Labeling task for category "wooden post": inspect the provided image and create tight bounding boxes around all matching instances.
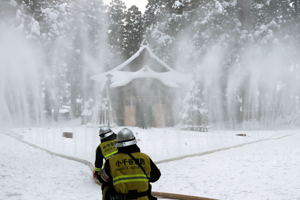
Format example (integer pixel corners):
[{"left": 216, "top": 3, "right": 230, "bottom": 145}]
[
  {"left": 152, "top": 104, "right": 167, "bottom": 127},
  {"left": 124, "top": 105, "right": 136, "bottom": 126}
]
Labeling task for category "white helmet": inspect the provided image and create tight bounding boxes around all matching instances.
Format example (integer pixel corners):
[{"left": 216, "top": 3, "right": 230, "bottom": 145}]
[
  {"left": 99, "top": 127, "right": 114, "bottom": 140},
  {"left": 115, "top": 128, "right": 137, "bottom": 147}
]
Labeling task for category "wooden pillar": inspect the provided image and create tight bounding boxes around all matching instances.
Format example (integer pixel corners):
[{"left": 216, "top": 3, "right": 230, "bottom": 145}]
[
  {"left": 124, "top": 105, "right": 136, "bottom": 126},
  {"left": 152, "top": 104, "right": 167, "bottom": 127}
]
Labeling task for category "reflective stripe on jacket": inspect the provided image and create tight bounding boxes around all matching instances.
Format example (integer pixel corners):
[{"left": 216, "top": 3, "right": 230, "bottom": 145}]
[
  {"left": 108, "top": 152, "right": 151, "bottom": 199},
  {"left": 100, "top": 139, "right": 118, "bottom": 159}
]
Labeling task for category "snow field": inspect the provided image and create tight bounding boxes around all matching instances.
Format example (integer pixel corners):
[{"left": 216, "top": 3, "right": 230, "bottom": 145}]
[
  {"left": 3, "top": 127, "right": 300, "bottom": 199},
  {"left": 20, "top": 126, "right": 291, "bottom": 162},
  {"left": 0, "top": 133, "right": 100, "bottom": 200},
  {"left": 153, "top": 133, "right": 300, "bottom": 200}
]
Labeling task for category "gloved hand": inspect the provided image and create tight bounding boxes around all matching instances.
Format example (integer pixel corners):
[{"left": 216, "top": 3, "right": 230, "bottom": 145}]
[
  {"left": 93, "top": 170, "right": 98, "bottom": 178},
  {"left": 100, "top": 169, "right": 110, "bottom": 182},
  {"left": 93, "top": 170, "right": 102, "bottom": 185}
]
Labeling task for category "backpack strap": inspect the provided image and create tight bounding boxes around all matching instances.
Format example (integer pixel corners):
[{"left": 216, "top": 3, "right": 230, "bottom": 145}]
[{"left": 126, "top": 153, "right": 149, "bottom": 179}]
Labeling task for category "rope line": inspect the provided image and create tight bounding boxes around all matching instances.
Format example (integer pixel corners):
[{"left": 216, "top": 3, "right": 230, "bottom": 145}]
[{"left": 156, "top": 134, "right": 292, "bottom": 164}]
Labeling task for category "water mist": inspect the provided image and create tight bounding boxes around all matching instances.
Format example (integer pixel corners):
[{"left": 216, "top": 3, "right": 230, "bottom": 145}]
[{"left": 0, "top": 24, "right": 44, "bottom": 126}]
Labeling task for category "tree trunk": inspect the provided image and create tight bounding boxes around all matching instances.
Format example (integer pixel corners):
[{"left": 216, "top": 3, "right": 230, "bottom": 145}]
[{"left": 237, "top": 0, "right": 251, "bottom": 28}]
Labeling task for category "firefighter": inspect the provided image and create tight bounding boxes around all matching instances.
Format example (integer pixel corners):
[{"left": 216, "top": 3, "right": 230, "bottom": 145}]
[
  {"left": 100, "top": 128, "right": 161, "bottom": 200},
  {"left": 94, "top": 127, "right": 118, "bottom": 200}
]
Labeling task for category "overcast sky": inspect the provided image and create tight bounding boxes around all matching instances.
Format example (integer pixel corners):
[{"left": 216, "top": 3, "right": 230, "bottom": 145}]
[{"left": 103, "top": 0, "right": 148, "bottom": 12}]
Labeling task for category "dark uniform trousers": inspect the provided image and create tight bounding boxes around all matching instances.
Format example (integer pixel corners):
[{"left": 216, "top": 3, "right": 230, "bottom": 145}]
[{"left": 95, "top": 139, "right": 118, "bottom": 200}]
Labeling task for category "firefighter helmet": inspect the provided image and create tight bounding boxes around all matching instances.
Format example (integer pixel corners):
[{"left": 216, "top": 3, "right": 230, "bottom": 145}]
[
  {"left": 99, "top": 127, "right": 114, "bottom": 140},
  {"left": 115, "top": 128, "right": 137, "bottom": 147}
]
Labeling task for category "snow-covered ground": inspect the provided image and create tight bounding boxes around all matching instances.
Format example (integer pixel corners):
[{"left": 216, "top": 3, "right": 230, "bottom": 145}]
[
  {"left": 1, "top": 127, "right": 300, "bottom": 200},
  {"left": 154, "top": 133, "right": 300, "bottom": 200},
  {"left": 0, "top": 133, "right": 100, "bottom": 200}
]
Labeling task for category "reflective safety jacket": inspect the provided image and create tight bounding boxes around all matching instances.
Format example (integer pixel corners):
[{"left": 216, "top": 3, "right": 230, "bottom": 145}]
[
  {"left": 100, "top": 139, "right": 118, "bottom": 159},
  {"left": 94, "top": 137, "right": 117, "bottom": 174},
  {"left": 108, "top": 152, "right": 151, "bottom": 200}
]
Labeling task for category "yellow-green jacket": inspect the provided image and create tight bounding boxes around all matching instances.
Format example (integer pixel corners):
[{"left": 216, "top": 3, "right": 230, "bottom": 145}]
[{"left": 101, "top": 145, "right": 160, "bottom": 200}]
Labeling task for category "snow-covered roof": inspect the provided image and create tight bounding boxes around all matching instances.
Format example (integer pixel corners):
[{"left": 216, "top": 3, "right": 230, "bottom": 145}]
[{"left": 91, "top": 45, "right": 190, "bottom": 88}]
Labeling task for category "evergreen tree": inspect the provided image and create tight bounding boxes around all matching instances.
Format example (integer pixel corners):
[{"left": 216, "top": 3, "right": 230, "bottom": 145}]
[
  {"left": 237, "top": 0, "right": 251, "bottom": 28},
  {"left": 123, "top": 5, "right": 144, "bottom": 58},
  {"left": 143, "top": 0, "right": 166, "bottom": 28},
  {"left": 294, "top": 0, "right": 300, "bottom": 16},
  {"left": 145, "top": 0, "right": 191, "bottom": 64},
  {"left": 143, "top": 0, "right": 177, "bottom": 28},
  {"left": 0, "top": 0, "right": 18, "bottom": 20},
  {"left": 36, "top": 0, "right": 107, "bottom": 119},
  {"left": 180, "top": 81, "right": 208, "bottom": 131},
  {"left": 107, "top": 0, "right": 126, "bottom": 59},
  {"left": 63, "top": 0, "right": 106, "bottom": 118}
]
